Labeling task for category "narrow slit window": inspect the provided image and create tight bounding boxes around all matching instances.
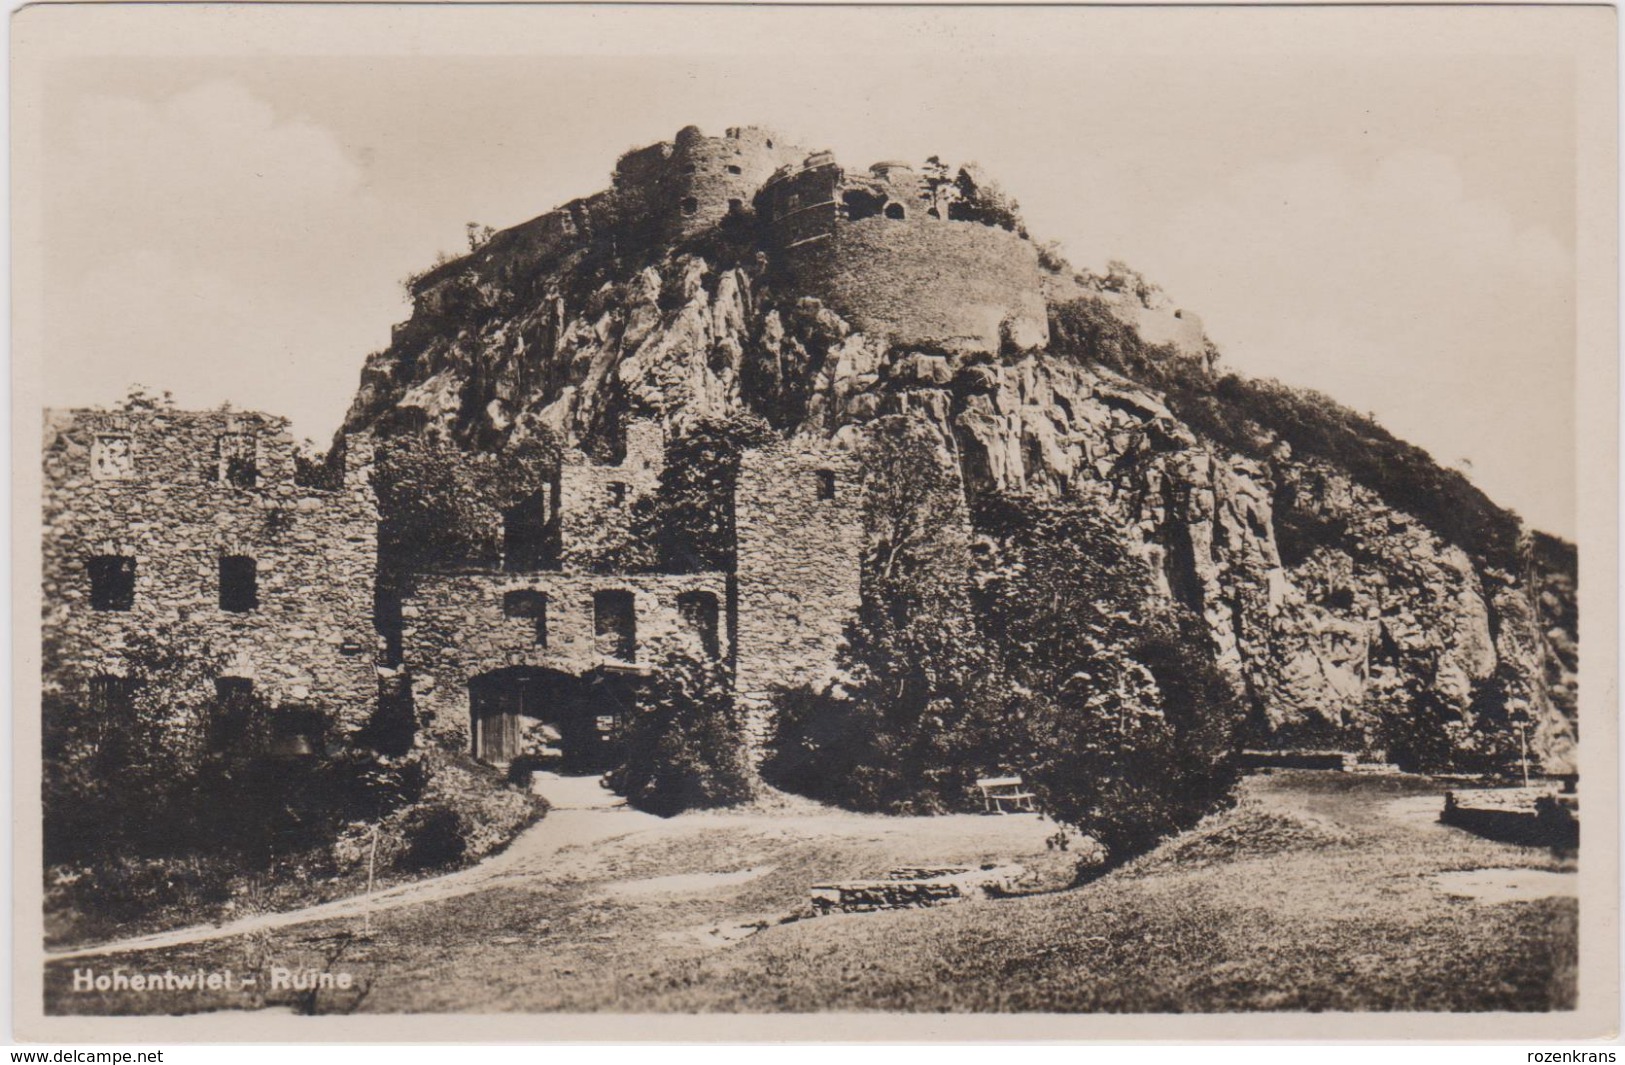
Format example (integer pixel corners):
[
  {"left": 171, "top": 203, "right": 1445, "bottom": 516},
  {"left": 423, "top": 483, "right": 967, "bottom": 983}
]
[
  {"left": 815, "top": 469, "right": 837, "bottom": 501},
  {"left": 607, "top": 481, "right": 628, "bottom": 506},
  {"left": 219, "top": 555, "right": 259, "bottom": 613},
  {"left": 88, "top": 555, "right": 136, "bottom": 611}
]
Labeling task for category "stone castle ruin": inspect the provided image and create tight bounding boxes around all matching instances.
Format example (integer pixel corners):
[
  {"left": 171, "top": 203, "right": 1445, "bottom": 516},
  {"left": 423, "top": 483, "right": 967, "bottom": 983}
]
[
  {"left": 43, "top": 398, "right": 861, "bottom": 776},
  {"left": 42, "top": 123, "right": 1577, "bottom": 790},
  {"left": 42, "top": 408, "right": 380, "bottom": 750}
]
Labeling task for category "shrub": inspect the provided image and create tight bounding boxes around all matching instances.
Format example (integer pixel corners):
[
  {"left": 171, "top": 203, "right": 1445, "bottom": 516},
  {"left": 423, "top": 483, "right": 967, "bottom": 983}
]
[
  {"left": 608, "top": 654, "right": 750, "bottom": 816},
  {"left": 972, "top": 495, "right": 1246, "bottom": 863},
  {"left": 399, "top": 807, "right": 468, "bottom": 871}
]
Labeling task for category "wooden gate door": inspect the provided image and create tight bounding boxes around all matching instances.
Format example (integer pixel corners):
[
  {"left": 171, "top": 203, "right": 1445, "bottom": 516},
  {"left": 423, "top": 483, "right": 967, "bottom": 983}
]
[{"left": 473, "top": 680, "right": 525, "bottom": 764}]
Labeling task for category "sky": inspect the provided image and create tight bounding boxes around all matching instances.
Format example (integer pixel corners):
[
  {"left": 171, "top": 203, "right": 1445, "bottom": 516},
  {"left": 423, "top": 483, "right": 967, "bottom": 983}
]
[{"left": 26, "top": 6, "right": 1588, "bottom": 538}]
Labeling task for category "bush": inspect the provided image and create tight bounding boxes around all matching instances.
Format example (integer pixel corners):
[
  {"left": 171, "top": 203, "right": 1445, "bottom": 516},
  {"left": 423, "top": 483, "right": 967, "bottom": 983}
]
[
  {"left": 608, "top": 654, "right": 750, "bottom": 816},
  {"left": 399, "top": 807, "right": 468, "bottom": 871},
  {"left": 972, "top": 495, "right": 1246, "bottom": 863}
]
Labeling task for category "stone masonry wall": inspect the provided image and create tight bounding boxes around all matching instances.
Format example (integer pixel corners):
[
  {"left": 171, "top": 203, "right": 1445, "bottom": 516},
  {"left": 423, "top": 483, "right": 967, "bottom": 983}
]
[
  {"left": 403, "top": 569, "right": 729, "bottom": 749},
  {"left": 774, "top": 214, "right": 1048, "bottom": 354},
  {"left": 41, "top": 408, "right": 379, "bottom": 734},
  {"left": 734, "top": 440, "right": 864, "bottom": 760},
  {"left": 668, "top": 126, "right": 804, "bottom": 240},
  {"left": 557, "top": 420, "right": 665, "bottom": 566}
]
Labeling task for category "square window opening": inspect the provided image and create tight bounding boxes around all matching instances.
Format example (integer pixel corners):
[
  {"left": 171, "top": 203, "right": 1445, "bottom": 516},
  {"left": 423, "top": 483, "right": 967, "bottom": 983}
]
[
  {"left": 216, "top": 433, "right": 259, "bottom": 490},
  {"left": 91, "top": 435, "right": 134, "bottom": 481}
]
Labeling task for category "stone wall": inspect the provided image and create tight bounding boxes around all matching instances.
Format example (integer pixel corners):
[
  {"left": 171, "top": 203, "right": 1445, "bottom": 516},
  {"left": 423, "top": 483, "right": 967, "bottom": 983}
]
[
  {"left": 41, "top": 408, "right": 379, "bottom": 734},
  {"left": 557, "top": 420, "right": 665, "bottom": 566},
  {"left": 779, "top": 215, "right": 1048, "bottom": 354},
  {"left": 758, "top": 151, "right": 1049, "bottom": 354},
  {"left": 667, "top": 126, "right": 804, "bottom": 240},
  {"left": 734, "top": 440, "right": 864, "bottom": 758},
  {"left": 402, "top": 569, "right": 729, "bottom": 748}
]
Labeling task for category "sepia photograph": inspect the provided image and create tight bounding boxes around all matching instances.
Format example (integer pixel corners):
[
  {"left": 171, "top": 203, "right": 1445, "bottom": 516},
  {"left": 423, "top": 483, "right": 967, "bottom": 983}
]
[{"left": 10, "top": 2, "right": 1618, "bottom": 1042}]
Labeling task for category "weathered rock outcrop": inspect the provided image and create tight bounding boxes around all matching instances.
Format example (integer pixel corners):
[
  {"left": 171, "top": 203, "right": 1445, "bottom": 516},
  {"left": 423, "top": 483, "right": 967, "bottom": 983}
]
[{"left": 342, "top": 127, "right": 1577, "bottom": 773}]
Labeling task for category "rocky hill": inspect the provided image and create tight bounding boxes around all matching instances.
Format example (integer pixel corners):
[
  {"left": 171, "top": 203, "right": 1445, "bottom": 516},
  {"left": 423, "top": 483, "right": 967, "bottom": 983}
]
[{"left": 341, "top": 125, "right": 1577, "bottom": 774}]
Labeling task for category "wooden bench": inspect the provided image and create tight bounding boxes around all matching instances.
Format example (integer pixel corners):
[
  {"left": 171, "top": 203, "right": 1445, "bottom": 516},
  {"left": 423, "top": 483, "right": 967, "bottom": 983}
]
[{"left": 976, "top": 775, "right": 1037, "bottom": 814}]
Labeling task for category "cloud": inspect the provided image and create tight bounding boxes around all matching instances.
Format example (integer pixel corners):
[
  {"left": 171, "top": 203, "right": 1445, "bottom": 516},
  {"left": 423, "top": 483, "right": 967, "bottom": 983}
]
[{"left": 1112, "top": 150, "right": 1576, "bottom": 537}]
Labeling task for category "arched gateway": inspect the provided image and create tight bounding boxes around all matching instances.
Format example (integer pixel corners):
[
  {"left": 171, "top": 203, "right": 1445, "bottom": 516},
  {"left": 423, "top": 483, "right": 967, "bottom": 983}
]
[{"left": 468, "top": 666, "right": 635, "bottom": 772}]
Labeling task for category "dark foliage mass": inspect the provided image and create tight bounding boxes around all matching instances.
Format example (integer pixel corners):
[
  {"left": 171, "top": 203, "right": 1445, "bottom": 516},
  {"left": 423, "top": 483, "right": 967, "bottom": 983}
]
[
  {"left": 607, "top": 654, "right": 751, "bottom": 817},
  {"left": 1049, "top": 296, "right": 1524, "bottom": 569},
  {"left": 972, "top": 495, "right": 1246, "bottom": 861},
  {"left": 766, "top": 417, "right": 1244, "bottom": 859}
]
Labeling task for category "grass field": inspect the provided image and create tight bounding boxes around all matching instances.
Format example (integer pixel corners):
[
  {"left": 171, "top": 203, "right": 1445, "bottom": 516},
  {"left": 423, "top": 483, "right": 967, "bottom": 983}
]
[{"left": 45, "top": 771, "right": 1576, "bottom": 1015}]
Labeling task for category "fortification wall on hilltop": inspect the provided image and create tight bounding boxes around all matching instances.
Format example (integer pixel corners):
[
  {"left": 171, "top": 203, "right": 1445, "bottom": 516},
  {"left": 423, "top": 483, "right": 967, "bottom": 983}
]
[
  {"left": 734, "top": 441, "right": 864, "bottom": 762},
  {"left": 760, "top": 156, "right": 1049, "bottom": 353},
  {"left": 785, "top": 216, "right": 1049, "bottom": 353},
  {"left": 666, "top": 126, "right": 804, "bottom": 240},
  {"left": 404, "top": 126, "right": 802, "bottom": 306},
  {"left": 41, "top": 409, "right": 380, "bottom": 733}
]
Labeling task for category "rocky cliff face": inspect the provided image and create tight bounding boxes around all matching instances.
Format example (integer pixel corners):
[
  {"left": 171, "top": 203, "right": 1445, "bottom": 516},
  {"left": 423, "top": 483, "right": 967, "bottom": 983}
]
[{"left": 343, "top": 146, "right": 1577, "bottom": 774}]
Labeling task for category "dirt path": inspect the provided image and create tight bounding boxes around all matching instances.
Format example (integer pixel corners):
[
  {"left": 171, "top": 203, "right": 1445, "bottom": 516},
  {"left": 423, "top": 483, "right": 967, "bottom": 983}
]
[{"left": 47, "top": 773, "right": 1055, "bottom": 963}]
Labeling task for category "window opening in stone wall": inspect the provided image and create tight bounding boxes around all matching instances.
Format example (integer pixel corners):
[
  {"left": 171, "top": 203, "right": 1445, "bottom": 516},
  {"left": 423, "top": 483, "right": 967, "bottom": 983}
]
[
  {"left": 607, "top": 481, "right": 628, "bottom": 506},
  {"left": 680, "top": 197, "right": 699, "bottom": 216},
  {"left": 219, "top": 555, "right": 259, "bottom": 613},
  {"left": 728, "top": 198, "right": 743, "bottom": 213},
  {"left": 216, "top": 433, "right": 259, "bottom": 490},
  {"left": 209, "top": 677, "right": 257, "bottom": 754},
  {"left": 594, "top": 590, "right": 637, "bottom": 663},
  {"left": 503, "top": 490, "right": 552, "bottom": 571},
  {"left": 727, "top": 165, "right": 742, "bottom": 175},
  {"left": 91, "top": 434, "right": 133, "bottom": 481},
  {"left": 677, "top": 590, "right": 721, "bottom": 659},
  {"left": 504, "top": 589, "right": 549, "bottom": 647},
  {"left": 815, "top": 469, "right": 837, "bottom": 501},
  {"left": 884, "top": 202, "right": 907, "bottom": 220},
  {"left": 88, "top": 555, "right": 136, "bottom": 611},
  {"left": 843, "top": 188, "right": 886, "bottom": 222}
]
